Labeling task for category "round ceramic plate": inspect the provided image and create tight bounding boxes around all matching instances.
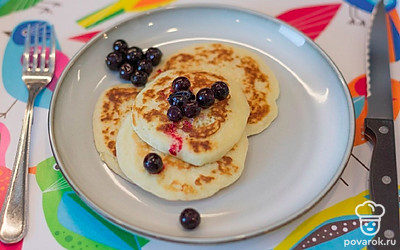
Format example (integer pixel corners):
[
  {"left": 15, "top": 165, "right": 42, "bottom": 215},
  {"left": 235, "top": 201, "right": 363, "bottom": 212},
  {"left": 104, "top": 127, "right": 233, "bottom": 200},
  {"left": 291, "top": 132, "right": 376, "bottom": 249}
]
[{"left": 49, "top": 5, "right": 355, "bottom": 244}]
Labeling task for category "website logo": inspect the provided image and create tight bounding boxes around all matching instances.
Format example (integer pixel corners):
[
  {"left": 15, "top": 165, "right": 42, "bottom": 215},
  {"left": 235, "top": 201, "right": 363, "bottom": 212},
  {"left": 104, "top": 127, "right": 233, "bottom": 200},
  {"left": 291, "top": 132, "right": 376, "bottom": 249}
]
[{"left": 355, "top": 201, "right": 385, "bottom": 236}]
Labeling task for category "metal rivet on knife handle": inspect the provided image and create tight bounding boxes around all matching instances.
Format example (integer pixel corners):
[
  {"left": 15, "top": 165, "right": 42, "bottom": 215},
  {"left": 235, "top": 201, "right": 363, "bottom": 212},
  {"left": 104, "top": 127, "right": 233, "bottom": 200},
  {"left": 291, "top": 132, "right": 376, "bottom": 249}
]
[
  {"left": 378, "top": 126, "right": 389, "bottom": 134},
  {"left": 381, "top": 176, "right": 391, "bottom": 184},
  {"left": 384, "top": 229, "right": 395, "bottom": 239}
]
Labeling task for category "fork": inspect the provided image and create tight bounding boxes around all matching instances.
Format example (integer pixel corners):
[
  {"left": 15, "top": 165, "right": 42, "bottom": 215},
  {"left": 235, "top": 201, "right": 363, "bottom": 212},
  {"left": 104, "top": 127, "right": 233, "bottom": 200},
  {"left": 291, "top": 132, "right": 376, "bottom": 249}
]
[{"left": 0, "top": 24, "right": 55, "bottom": 244}]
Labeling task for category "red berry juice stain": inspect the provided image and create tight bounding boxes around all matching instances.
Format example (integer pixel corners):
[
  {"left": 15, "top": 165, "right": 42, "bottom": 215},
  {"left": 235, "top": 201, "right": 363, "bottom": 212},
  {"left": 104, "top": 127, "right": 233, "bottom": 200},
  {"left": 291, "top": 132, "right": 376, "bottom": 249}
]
[
  {"left": 158, "top": 91, "right": 167, "bottom": 101},
  {"left": 153, "top": 69, "right": 165, "bottom": 79},
  {"left": 182, "top": 120, "right": 193, "bottom": 133},
  {"left": 164, "top": 123, "right": 183, "bottom": 156}
]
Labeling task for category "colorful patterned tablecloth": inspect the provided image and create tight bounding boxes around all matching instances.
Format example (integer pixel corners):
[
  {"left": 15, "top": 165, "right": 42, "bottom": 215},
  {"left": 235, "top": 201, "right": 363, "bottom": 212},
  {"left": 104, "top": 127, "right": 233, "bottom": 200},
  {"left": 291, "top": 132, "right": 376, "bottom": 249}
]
[{"left": 0, "top": 0, "right": 399, "bottom": 249}]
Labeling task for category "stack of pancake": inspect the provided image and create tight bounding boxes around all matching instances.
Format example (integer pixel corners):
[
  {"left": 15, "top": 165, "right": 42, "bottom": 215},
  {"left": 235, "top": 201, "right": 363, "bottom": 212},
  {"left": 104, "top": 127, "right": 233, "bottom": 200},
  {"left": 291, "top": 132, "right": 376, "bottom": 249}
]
[{"left": 93, "top": 43, "right": 279, "bottom": 201}]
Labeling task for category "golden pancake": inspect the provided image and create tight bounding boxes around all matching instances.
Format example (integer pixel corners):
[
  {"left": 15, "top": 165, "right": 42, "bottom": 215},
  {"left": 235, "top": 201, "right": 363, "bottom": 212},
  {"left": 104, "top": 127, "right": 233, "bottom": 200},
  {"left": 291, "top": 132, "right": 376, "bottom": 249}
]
[
  {"left": 131, "top": 70, "right": 250, "bottom": 166},
  {"left": 116, "top": 115, "right": 249, "bottom": 201},
  {"left": 93, "top": 84, "right": 140, "bottom": 178},
  {"left": 158, "top": 43, "right": 279, "bottom": 135}
]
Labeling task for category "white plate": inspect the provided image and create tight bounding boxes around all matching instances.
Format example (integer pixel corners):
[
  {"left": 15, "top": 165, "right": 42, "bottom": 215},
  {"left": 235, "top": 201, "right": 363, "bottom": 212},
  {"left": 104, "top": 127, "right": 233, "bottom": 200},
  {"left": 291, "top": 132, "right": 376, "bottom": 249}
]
[{"left": 49, "top": 4, "right": 355, "bottom": 244}]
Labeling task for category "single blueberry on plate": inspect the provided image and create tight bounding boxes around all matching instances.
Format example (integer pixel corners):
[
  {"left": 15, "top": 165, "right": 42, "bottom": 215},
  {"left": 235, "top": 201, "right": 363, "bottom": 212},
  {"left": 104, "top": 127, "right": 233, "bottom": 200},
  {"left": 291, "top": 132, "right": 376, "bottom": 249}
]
[
  {"left": 173, "top": 90, "right": 195, "bottom": 101},
  {"left": 126, "top": 46, "right": 144, "bottom": 65},
  {"left": 145, "top": 47, "right": 163, "bottom": 66},
  {"left": 143, "top": 153, "right": 163, "bottom": 174},
  {"left": 137, "top": 59, "right": 153, "bottom": 75},
  {"left": 168, "top": 93, "right": 188, "bottom": 109},
  {"left": 105, "top": 51, "right": 125, "bottom": 71},
  {"left": 172, "top": 76, "right": 191, "bottom": 92},
  {"left": 211, "top": 81, "right": 229, "bottom": 100},
  {"left": 180, "top": 208, "right": 201, "bottom": 230},
  {"left": 131, "top": 70, "right": 148, "bottom": 87},
  {"left": 113, "top": 39, "right": 128, "bottom": 53},
  {"left": 196, "top": 88, "right": 215, "bottom": 108},
  {"left": 183, "top": 101, "right": 201, "bottom": 118},
  {"left": 119, "top": 63, "right": 134, "bottom": 81},
  {"left": 167, "top": 106, "right": 183, "bottom": 122}
]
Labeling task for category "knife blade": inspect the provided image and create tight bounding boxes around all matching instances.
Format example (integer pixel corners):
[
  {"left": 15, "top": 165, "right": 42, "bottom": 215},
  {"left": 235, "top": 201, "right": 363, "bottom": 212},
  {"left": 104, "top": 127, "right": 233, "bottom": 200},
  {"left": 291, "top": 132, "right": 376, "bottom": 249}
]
[{"left": 365, "top": 0, "right": 400, "bottom": 248}]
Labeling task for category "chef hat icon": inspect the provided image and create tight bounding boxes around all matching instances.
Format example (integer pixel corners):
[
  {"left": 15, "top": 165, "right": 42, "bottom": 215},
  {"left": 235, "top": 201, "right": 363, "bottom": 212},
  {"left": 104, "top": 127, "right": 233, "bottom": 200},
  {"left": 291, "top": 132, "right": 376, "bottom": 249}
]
[
  {"left": 355, "top": 200, "right": 385, "bottom": 219},
  {"left": 355, "top": 201, "right": 385, "bottom": 236}
]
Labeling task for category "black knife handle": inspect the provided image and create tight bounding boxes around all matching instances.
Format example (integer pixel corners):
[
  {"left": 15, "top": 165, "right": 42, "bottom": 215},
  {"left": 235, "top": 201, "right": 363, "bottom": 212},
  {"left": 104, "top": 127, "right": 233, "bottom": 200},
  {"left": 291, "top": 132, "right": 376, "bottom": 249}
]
[{"left": 365, "top": 118, "right": 400, "bottom": 249}]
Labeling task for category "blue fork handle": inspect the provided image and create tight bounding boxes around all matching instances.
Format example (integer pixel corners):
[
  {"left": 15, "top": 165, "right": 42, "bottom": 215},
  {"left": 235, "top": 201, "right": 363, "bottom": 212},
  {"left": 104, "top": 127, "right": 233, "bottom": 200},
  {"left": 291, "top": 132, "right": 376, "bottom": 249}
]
[{"left": 0, "top": 87, "right": 41, "bottom": 244}]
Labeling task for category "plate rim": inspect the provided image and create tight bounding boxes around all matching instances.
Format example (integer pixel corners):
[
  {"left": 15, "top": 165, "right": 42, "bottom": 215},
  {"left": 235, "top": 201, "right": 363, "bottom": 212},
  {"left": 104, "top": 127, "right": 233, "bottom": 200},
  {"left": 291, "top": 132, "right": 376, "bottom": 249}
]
[{"left": 48, "top": 3, "right": 356, "bottom": 244}]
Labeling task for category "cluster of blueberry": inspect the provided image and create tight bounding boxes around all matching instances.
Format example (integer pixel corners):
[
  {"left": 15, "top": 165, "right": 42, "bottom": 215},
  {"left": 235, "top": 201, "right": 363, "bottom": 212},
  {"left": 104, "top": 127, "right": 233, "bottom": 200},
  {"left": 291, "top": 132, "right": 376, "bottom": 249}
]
[
  {"left": 105, "top": 39, "right": 162, "bottom": 86},
  {"left": 167, "top": 76, "right": 230, "bottom": 122}
]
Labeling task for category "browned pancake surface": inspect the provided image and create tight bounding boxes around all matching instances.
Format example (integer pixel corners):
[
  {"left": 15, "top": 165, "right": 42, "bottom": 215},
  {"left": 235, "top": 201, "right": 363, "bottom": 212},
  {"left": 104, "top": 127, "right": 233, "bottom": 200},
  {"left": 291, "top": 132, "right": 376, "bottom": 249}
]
[
  {"left": 158, "top": 43, "right": 279, "bottom": 135},
  {"left": 132, "top": 70, "right": 250, "bottom": 166},
  {"left": 93, "top": 84, "right": 140, "bottom": 177}
]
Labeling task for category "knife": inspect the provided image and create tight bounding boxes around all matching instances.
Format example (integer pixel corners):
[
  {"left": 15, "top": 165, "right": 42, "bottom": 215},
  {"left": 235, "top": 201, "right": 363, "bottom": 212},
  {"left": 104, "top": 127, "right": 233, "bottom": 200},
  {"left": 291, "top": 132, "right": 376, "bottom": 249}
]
[{"left": 365, "top": 0, "right": 400, "bottom": 248}]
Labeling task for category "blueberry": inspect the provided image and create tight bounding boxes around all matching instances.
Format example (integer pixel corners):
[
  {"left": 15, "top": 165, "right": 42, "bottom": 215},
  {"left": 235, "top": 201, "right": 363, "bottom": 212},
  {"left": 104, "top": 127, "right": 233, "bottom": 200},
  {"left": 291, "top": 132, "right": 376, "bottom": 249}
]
[
  {"left": 172, "top": 76, "right": 191, "bottom": 92},
  {"left": 196, "top": 88, "right": 215, "bottom": 108},
  {"left": 113, "top": 39, "right": 128, "bottom": 53},
  {"left": 126, "top": 46, "right": 144, "bottom": 65},
  {"left": 174, "top": 90, "right": 195, "bottom": 101},
  {"left": 167, "top": 106, "right": 183, "bottom": 122},
  {"left": 183, "top": 101, "right": 201, "bottom": 118},
  {"left": 137, "top": 59, "right": 153, "bottom": 75},
  {"left": 168, "top": 90, "right": 195, "bottom": 108},
  {"left": 119, "top": 63, "right": 134, "bottom": 80},
  {"left": 105, "top": 51, "right": 125, "bottom": 71},
  {"left": 145, "top": 47, "right": 162, "bottom": 66},
  {"left": 180, "top": 208, "right": 201, "bottom": 230},
  {"left": 211, "top": 81, "right": 229, "bottom": 100},
  {"left": 168, "top": 94, "right": 187, "bottom": 109},
  {"left": 130, "top": 70, "right": 148, "bottom": 87},
  {"left": 143, "top": 153, "right": 163, "bottom": 174}
]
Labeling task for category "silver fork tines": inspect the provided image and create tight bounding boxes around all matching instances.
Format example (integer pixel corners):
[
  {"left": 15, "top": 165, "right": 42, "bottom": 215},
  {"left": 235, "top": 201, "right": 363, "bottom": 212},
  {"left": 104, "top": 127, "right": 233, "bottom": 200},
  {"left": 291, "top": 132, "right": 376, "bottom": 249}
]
[
  {"left": 22, "top": 24, "right": 55, "bottom": 79},
  {"left": 0, "top": 23, "right": 55, "bottom": 244},
  {"left": 22, "top": 24, "right": 31, "bottom": 72}
]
